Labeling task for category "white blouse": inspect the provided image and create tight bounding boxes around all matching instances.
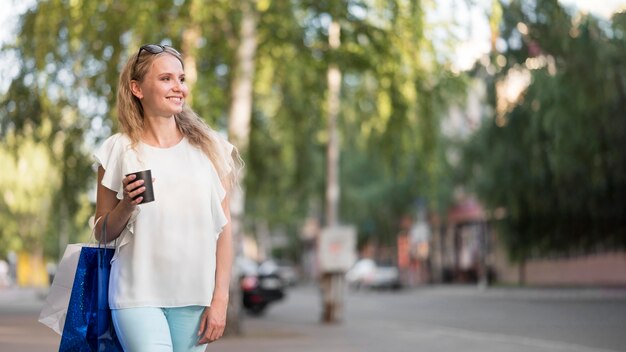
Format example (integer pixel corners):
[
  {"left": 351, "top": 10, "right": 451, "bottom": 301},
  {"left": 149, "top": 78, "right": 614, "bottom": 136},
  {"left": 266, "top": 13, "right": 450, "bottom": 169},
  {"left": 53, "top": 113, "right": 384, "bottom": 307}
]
[{"left": 93, "top": 133, "right": 232, "bottom": 309}]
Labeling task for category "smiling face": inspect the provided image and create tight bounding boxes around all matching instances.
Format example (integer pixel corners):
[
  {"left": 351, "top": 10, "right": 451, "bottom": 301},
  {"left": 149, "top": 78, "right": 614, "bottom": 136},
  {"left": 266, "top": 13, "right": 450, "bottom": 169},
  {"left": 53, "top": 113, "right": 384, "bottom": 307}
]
[{"left": 131, "top": 54, "right": 188, "bottom": 119}]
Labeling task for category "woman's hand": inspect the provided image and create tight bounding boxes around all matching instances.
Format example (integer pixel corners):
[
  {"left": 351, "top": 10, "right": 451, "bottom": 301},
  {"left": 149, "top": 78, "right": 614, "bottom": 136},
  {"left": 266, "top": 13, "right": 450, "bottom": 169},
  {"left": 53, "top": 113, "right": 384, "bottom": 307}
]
[
  {"left": 121, "top": 174, "right": 146, "bottom": 208},
  {"left": 197, "top": 300, "right": 228, "bottom": 344}
]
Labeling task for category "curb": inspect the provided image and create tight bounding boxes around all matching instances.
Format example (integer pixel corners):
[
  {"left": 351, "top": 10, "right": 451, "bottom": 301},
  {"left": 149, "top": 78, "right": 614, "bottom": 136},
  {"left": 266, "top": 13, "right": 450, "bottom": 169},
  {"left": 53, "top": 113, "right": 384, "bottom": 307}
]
[{"left": 414, "top": 285, "right": 626, "bottom": 300}]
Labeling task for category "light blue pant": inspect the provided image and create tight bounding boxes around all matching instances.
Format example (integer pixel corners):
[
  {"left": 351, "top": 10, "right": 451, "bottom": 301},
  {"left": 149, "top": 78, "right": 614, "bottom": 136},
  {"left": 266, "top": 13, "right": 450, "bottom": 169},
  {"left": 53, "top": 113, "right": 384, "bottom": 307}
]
[{"left": 111, "top": 306, "right": 207, "bottom": 352}]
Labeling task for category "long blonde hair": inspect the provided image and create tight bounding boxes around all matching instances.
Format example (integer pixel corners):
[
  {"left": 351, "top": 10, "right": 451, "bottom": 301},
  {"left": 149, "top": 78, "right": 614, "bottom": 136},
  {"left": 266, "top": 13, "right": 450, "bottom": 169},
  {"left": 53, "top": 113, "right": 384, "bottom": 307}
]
[{"left": 116, "top": 45, "right": 241, "bottom": 187}]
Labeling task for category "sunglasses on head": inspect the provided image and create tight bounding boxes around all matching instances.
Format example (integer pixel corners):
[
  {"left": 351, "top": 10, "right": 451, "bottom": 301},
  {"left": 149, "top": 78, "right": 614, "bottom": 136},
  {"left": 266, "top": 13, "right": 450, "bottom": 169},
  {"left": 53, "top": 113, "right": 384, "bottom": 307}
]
[{"left": 133, "top": 44, "right": 181, "bottom": 68}]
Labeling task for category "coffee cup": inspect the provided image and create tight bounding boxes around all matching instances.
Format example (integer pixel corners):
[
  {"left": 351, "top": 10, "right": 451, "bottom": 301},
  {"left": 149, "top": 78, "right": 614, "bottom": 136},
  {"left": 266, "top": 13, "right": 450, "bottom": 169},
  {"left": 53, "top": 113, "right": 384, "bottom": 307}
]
[{"left": 125, "top": 169, "right": 155, "bottom": 204}]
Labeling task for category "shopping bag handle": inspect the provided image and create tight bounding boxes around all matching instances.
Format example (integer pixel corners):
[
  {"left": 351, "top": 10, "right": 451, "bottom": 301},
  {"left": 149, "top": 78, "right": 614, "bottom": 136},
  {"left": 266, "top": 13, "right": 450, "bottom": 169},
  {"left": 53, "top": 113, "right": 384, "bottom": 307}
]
[
  {"left": 98, "top": 213, "right": 116, "bottom": 272},
  {"left": 101, "top": 213, "right": 109, "bottom": 246},
  {"left": 91, "top": 216, "right": 102, "bottom": 245},
  {"left": 98, "top": 213, "right": 116, "bottom": 249}
]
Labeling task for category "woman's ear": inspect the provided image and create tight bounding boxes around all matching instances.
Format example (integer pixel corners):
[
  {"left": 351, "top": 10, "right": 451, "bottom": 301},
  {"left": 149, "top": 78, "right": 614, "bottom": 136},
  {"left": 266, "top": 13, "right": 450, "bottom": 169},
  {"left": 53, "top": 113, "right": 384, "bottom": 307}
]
[{"left": 130, "top": 80, "right": 143, "bottom": 99}]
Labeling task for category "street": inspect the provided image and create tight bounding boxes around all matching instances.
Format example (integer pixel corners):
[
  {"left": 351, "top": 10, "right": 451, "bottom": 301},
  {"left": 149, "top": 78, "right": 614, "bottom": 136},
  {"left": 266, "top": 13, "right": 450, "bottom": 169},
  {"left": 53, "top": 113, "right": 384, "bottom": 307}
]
[{"left": 1, "top": 285, "right": 626, "bottom": 352}]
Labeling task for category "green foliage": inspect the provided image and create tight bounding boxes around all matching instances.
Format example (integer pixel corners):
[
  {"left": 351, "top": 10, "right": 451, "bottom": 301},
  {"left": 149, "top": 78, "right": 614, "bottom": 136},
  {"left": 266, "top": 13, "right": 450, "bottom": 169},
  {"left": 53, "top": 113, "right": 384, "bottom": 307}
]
[
  {"left": 1, "top": 0, "right": 466, "bottom": 259},
  {"left": 461, "top": 0, "right": 626, "bottom": 259},
  {"left": 0, "top": 134, "right": 57, "bottom": 242},
  {"left": 248, "top": 0, "right": 466, "bottom": 246},
  {"left": 1, "top": 0, "right": 239, "bottom": 259}
]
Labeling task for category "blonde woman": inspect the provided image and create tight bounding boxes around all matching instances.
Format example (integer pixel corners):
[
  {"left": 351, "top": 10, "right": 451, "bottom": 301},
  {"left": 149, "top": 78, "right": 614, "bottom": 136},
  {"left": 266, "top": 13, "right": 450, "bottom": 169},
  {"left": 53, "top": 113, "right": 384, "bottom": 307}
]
[{"left": 93, "top": 44, "right": 241, "bottom": 351}]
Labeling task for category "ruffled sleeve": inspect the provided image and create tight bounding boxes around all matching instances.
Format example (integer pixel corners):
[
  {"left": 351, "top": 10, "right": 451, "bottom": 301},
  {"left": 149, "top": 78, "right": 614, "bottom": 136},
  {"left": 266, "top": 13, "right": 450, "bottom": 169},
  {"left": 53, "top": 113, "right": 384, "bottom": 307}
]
[
  {"left": 209, "top": 131, "right": 236, "bottom": 183},
  {"left": 210, "top": 134, "right": 235, "bottom": 237},
  {"left": 93, "top": 133, "right": 127, "bottom": 200},
  {"left": 212, "top": 192, "right": 228, "bottom": 238},
  {"left": 212, "top": 170, "right": 229, "bottom": 238}
]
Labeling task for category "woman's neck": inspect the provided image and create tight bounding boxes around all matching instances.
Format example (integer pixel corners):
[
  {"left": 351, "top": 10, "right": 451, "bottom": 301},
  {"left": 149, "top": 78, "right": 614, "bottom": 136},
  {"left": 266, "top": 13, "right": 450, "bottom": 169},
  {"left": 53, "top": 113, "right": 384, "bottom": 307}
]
[{"left": 141, "top": 116, "right": 183, "bottom": 148}]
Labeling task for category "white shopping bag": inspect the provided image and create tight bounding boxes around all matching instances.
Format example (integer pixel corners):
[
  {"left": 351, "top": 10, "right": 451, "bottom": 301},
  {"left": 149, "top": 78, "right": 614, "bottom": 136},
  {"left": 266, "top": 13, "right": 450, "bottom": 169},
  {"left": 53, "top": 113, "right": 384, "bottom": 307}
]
[
  {"left": 38, "top": 214, "right": 127, "bottom": 335},
  {"left": 38, "top": 244, "right": 88, "bottom": 335}
]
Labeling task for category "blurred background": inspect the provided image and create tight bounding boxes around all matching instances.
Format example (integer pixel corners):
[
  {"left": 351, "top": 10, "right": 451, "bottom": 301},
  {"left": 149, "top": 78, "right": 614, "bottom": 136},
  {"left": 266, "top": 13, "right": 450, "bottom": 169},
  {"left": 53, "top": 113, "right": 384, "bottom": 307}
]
[{"left": 1, "top": 0, "right": 626, "bottom": 350}]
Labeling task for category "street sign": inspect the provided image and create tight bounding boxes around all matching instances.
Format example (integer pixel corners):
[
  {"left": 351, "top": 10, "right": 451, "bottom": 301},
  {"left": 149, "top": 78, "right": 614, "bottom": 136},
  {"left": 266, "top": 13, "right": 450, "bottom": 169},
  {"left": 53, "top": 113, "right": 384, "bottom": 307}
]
[{"left": 318, "top": 225, "right": 357, "bottom": 273}]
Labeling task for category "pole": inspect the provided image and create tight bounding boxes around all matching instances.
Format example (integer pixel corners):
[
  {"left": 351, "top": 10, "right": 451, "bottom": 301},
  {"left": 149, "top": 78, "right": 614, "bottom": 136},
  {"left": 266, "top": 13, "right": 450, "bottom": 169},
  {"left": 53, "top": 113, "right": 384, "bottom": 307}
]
[{"left": 321, "top": 18, "right": 344, "bottom": 324}]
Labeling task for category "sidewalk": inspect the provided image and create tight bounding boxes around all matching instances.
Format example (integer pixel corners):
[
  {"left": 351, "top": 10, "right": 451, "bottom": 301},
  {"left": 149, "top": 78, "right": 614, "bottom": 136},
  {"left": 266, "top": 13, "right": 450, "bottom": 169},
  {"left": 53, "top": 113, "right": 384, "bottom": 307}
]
[
  {"left": 208, "top": 284, "right": 626, "bottom": 352},
  {"left": 0, "top": 286, "right": 348, "bottom": 352},
  {"left": 0, "top": 286, "right": 46, "bottom": 313},
  {"left": 416, "top": 284, "right": 626, "bottom": 301},
  {"left": 2, "top": 284, "right": 626, "bottom": 352}
]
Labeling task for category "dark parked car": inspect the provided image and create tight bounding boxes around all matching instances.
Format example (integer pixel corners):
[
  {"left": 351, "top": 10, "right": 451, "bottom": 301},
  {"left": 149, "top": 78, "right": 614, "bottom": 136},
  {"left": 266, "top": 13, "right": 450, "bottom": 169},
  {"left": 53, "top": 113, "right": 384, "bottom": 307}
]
[{"left": 238, "top": 257, "right": 285, "bottom": 315}]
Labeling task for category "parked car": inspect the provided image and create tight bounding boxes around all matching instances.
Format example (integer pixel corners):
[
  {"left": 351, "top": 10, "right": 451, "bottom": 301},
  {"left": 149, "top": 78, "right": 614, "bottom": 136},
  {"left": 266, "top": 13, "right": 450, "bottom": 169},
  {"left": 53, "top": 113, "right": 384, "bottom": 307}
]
[
  {"left": 259, "top": 259, "right": 300, "bottom": 287},
  {"left": 345, "top": 258, "right": 402, "bottom": 290},
  {"left": 237, "top": 257, "right": 285, "bottom": 315}
]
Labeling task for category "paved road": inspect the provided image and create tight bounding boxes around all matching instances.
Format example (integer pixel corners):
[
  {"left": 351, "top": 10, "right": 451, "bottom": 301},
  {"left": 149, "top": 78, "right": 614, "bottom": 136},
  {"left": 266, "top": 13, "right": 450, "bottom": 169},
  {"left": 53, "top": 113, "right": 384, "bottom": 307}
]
[{"left": 1, "top": 285, "right": 626, "bottom": 351}]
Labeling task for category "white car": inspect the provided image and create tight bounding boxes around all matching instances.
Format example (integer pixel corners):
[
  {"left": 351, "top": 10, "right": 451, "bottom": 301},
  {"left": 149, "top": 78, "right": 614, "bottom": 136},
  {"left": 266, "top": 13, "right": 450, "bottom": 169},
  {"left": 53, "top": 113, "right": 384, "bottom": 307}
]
[
  {"left": 346, "top": 259, "right": 401, "bottom": 290},
  {"left": 258, "top": 259, "right": 299, "bottom": 286}
]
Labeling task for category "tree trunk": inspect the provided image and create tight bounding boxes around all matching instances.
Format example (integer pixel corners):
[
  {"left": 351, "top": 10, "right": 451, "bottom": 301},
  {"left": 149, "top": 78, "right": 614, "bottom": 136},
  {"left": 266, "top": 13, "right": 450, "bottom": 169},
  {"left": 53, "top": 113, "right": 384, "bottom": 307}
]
[
  {"left": 225, "top": 0, "right": 258, "bottom": 336},
  {"left": 325, "top": 21, "right": 341, "bottom": 228},
  {"left": 227, "top": 1, "right": 257, "bottom": 150},
  {"left": 181, "top": 3, "right": 201, "bottom": 106},
  {"left": 321, "top": 18, "right": 344, "bottom": 324}
]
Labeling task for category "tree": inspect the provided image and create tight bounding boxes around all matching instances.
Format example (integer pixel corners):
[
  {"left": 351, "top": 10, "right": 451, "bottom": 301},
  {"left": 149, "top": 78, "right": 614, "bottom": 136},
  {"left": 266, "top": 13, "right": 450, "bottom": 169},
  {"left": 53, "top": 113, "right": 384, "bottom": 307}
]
[
  {"left": 246, "top": 0, "right": 467, "bottom": 252},
  {"left": 460, "top": 0, "right": 626, "bottom": 260},
  {"left": 0, "top": 0, "right": 243, "bottom": 254},
  {"left": 2, "top": 1, "right": 469, "bottom": 296},
  {"left": 225, "top": 0, "right": 259, "bottom": 335},
  {"left": 0, "top": 133, "right": 60, "bottom": 257}
]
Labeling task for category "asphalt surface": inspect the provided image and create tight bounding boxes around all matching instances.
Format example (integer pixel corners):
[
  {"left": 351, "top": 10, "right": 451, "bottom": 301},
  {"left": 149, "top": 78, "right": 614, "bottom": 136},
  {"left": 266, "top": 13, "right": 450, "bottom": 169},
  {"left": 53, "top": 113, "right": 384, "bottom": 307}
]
[{"left": 1, "top": 284, "right": 626, "bottom": 352}]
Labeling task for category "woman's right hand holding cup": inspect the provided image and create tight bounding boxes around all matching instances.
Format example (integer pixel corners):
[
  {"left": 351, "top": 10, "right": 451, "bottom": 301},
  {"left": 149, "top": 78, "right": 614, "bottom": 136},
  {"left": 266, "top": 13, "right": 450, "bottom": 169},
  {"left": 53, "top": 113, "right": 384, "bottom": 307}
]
[{"left": 122, "top": 174, "right": 145, "bottom": 208}]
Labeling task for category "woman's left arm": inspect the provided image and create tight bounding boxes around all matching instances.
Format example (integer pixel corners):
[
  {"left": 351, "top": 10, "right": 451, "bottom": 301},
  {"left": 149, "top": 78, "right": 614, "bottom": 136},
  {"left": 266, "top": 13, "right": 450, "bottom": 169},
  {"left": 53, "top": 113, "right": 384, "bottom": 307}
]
[{"left": 198, "top": 186, "right": 233, "bottom": 344}]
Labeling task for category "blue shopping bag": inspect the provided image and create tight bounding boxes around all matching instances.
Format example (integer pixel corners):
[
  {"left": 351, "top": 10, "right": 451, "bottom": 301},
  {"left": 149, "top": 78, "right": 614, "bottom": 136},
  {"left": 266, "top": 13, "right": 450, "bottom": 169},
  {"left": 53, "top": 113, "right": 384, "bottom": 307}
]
[{"left": 59, "top": 215, "right": 123, "bottom": 351}]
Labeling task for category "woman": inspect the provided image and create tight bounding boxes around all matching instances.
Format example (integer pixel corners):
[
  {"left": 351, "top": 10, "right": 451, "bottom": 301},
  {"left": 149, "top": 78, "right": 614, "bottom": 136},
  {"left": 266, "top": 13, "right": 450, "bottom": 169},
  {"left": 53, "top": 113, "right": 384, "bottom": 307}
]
[{"left": 93, "top": 44, "right": 241, "bottom": 351}]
